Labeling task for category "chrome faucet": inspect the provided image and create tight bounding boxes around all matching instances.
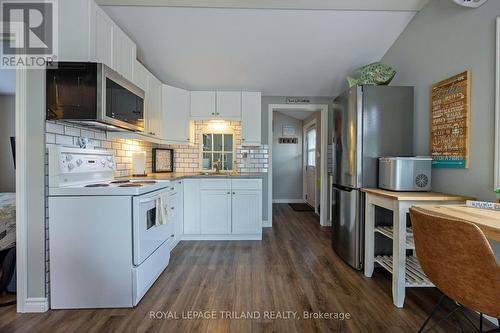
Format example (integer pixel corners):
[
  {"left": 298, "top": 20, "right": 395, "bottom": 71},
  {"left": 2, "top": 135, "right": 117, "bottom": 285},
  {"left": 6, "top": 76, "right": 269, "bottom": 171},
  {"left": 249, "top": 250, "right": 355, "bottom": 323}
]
[{"left": 214, "top": 160, "right": 222, "bottom": 174}]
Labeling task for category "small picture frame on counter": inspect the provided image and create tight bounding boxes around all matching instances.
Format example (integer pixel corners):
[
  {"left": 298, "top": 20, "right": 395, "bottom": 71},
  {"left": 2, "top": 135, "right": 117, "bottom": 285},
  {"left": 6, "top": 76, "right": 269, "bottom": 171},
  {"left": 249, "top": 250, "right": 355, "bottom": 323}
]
[{"left": 152, "top": 148, "right": 174, "bottom": 173}]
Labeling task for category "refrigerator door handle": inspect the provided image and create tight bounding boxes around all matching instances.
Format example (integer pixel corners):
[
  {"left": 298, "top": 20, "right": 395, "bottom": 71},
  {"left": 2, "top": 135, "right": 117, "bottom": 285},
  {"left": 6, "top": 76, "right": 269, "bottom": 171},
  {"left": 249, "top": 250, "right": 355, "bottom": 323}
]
[{"left": 332, "top": 184, "right": 355, "bottom": 192}]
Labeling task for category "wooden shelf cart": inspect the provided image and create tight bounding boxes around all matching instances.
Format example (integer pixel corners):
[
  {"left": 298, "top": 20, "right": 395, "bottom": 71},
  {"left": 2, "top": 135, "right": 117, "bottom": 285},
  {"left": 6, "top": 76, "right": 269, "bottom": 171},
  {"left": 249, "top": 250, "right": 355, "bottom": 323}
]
[{"left": 362, "top": 188, "right": 473, "bottom": 308}]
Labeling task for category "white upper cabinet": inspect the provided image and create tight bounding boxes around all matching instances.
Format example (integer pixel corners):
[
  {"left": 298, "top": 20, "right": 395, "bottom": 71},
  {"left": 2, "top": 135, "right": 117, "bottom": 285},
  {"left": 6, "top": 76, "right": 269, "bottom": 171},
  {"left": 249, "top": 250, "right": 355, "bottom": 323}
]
[
  {"left": 241, "top": 92, "right": 262, "bottom": 145},
  {"left": 133, "top": 61, "right": 149, "bottom": 92},
  {"left": 145, "top": 74, "right": 162, "bottom": 139},
  {"left": 190, "top": 91, "right": 243, "bottom": 120},
  {"left": 59, "top": 0, "right": 136, "bottom": 81},
  {"left": 162, "top": 85, "right": 191, "bottom": 143},
  {"left": 92, "top": 5, "right": 113, "bottom": 69},
  {"left": 190, "top": 91, "right": 216, "bottom": 119},
  {"left": 216, "top": 92, "right": 242, "bottom": 120},
  {"left": 112, "top": 27, "right": 136, "bottom": 82}
]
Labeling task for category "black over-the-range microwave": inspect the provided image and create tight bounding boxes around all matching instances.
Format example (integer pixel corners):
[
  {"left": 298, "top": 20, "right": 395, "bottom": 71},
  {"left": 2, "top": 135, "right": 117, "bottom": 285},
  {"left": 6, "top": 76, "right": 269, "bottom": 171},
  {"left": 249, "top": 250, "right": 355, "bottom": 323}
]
[{"left": 46, "top": 62, "right": 145, "bottom": 132}]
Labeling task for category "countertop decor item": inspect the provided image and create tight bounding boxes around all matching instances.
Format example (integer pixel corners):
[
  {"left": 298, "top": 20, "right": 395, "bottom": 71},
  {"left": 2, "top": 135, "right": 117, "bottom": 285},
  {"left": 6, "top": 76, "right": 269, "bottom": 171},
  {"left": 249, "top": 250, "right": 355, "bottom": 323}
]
[
  {"left": 347, "top": 62, "right": 396, "bottom": 88},
  {"left": 132, "top": 151, "right": 146, "bottom": 176},
  {"left": 431, "top": 71, "right": 470, "bottom": 169},
  {"left": 495, "top": 188, "right": 500, "bottom": 203},
  {"left": 152, "top": 148, "right": 174, "bottom": 173}
]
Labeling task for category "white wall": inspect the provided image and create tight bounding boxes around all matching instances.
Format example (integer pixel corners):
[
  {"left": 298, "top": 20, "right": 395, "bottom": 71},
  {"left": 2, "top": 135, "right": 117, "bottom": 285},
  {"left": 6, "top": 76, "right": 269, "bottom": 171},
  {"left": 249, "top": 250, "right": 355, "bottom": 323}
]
[
  {"left": 0, "top": 95, "right": 15, "bottom": 192},
  {"left": 272, "top": 112, "right": 303, "bottom": 201}
]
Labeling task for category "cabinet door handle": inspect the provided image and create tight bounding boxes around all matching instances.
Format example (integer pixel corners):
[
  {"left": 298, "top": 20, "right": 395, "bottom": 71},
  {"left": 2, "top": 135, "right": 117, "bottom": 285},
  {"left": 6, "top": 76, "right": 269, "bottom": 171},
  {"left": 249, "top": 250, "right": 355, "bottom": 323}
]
[
  {"left": 171, "top": 207, "right": 175, "bottom": 210},
  {"left": 227, "top": 192, "right": 231, "bottom": 194},
  {"left": 232, "top": 192, "right": 236, "bottom": 195},
  {"left": 178, "top": 181, "right": 182, "bottom": 184},
  {"left": 211, "top": 112, "right": 215, "bottom": 115},
  {"left": 170, "top": 187, "right": 175, "bottom": 190}
]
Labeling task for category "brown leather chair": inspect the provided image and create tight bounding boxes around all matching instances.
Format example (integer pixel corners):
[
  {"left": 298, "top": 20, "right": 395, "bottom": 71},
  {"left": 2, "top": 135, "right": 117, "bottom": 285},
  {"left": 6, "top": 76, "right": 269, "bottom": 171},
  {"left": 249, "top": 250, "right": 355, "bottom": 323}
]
[{"left": 409, "top": 206, "right": 500, "bottom": 333}]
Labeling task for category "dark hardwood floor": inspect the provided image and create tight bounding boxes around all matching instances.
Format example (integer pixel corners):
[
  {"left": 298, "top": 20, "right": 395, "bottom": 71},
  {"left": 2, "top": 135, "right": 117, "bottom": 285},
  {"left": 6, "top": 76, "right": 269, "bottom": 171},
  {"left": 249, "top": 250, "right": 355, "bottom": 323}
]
[{"left": 0, "top": 204, "right": 490, "bottom": 332}]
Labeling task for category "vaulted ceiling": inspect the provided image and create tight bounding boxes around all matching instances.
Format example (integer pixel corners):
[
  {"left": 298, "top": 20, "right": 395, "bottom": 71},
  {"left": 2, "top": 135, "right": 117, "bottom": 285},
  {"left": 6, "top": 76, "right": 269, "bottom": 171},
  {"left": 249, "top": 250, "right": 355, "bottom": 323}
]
[{"left": 102, "top": 1, "right": 425, "bottom": 96}]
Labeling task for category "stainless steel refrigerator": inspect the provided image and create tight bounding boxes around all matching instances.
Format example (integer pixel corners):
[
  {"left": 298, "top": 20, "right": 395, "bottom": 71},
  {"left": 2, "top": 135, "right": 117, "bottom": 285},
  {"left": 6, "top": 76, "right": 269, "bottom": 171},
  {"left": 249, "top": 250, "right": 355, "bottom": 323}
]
[{"left": 331, "top": 85, "right": 414, "bottom": 270}]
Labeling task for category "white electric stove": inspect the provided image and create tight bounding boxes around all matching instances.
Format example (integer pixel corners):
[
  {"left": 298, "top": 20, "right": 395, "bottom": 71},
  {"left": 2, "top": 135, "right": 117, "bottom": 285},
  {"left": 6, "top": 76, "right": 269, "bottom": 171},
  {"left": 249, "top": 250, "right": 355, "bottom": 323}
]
[{"left": 48, "top": 146, "right": 175, "bottom": 309}]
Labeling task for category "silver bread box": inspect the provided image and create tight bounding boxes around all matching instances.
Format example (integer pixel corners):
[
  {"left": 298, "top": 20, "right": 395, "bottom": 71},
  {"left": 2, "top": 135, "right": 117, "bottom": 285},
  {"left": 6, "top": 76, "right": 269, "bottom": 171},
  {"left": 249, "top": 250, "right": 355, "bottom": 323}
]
[{"left": 378, "top": 157, "right": 432, "bottom": 191}]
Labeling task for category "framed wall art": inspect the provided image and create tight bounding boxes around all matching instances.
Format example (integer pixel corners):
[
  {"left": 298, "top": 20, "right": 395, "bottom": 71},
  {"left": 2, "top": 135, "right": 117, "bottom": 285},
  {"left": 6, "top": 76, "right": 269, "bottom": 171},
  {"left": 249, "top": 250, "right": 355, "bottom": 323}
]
[
  {"left": 430, "top": 70, "right": 470, "bottom": 169},
  {"left": 152, "top": 148, "right": 174, "bottom": 173}
]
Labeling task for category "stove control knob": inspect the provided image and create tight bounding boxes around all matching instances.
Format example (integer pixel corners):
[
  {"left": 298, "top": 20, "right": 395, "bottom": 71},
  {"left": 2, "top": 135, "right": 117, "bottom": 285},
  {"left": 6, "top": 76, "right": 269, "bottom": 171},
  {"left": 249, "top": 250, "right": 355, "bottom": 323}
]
[
  {"left": 106, "top": 156, "right": 113, "bottom": 162},
  {"left": 108, "top": 162, "right": 114, "bottom": 169},
  {"left": 65, "top": 154, "right": 73, "bottom": 162},
  {"left": 67, "top": 163, "right": 75, "bottom": 171},
  {"left": 100, "top": 159, "right": 106, "bottom": 166},
  {"left": 76, "top": 159, "right": 83, "bottom": 166}
]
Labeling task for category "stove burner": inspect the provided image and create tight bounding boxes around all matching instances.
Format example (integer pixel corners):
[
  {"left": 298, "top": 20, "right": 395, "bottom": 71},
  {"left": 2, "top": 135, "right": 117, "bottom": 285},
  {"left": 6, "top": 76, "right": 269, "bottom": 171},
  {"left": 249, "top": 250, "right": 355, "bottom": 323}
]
[
  {"left": 110, "top": 180, "right": 130, "bottom": 184},
  {"left": 85, "top": 184, "right": 110, "bottom": 188},
  {"left": 118, "top": 183, "right": 143, "bottom": 188}
]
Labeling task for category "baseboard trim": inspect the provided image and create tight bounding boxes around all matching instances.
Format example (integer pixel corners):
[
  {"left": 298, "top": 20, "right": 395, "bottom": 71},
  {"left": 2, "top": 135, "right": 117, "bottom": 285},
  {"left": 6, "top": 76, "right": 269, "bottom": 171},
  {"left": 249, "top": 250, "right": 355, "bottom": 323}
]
[
  {"left": 322, "top": 220, "right": 332, "bottom": 227},
  {"left": 181, "top": 234, "right": 262, "bottom": 241},
  {"left": 272, "top": 199, "right": 305, "bottom": 204},
  {"left": 23, "top": 297, "right": 49, "bottom": 313},
  {"left": 262, "top": 220, "right": 272, "bottom": 228}
]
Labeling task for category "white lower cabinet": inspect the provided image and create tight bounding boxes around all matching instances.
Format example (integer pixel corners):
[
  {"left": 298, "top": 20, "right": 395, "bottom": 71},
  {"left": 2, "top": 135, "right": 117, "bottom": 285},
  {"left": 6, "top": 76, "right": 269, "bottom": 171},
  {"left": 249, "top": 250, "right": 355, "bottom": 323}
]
[
  {"left": 181, "top": 178, "right": 262, "bottom": 239},
  {"left": 232, "top": 190, "right": 262, "bottom": 234},
  {"left": 200, "top": 189, "right": 232, "bottom": 234}
]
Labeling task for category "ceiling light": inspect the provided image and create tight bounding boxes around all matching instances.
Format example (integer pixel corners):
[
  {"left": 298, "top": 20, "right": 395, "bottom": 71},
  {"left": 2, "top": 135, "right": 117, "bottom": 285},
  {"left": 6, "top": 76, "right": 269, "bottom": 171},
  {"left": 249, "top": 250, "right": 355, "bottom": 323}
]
[{"left": 208, "top": 120, "right": 227, "bottom": 131}]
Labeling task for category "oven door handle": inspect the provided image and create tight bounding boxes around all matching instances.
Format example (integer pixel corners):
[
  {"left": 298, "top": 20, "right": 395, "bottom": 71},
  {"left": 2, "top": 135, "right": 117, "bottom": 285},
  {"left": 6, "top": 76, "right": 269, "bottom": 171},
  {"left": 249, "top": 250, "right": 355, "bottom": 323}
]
[{"left": 138, "top": 196, "right": 161, "bottom": 204}]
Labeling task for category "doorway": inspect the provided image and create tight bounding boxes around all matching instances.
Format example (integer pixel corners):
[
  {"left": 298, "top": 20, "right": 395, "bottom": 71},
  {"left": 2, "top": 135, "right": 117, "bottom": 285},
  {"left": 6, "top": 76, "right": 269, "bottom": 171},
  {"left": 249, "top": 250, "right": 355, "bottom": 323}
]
[{"left": 268, "top": 104, "right": 329, "bottom": 227}]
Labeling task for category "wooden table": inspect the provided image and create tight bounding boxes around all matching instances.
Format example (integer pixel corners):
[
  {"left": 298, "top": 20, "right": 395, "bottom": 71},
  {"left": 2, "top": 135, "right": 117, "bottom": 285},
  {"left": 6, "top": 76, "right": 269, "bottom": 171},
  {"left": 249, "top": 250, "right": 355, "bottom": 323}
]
[
  {"left": 361, "top": 188, "right": 474, "bottom": 308},
  {"left": 412, "top": 205, "right": 500, "bottom": 242}
]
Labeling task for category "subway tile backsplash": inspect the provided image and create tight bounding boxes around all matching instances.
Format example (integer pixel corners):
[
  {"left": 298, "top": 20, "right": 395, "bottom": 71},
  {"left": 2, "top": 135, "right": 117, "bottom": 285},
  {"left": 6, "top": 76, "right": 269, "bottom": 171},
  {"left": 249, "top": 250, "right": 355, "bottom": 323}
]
[{"left": 45, "top": 120, "right": 269, "bottom": 176}]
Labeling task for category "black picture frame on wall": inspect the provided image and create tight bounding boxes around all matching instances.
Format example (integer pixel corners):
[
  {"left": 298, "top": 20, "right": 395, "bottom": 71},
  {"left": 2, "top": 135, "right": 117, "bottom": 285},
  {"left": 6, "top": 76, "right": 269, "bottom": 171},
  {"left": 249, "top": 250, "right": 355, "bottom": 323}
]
[{"left": 152, "top": 148, "right": 174, "bottom": 173}]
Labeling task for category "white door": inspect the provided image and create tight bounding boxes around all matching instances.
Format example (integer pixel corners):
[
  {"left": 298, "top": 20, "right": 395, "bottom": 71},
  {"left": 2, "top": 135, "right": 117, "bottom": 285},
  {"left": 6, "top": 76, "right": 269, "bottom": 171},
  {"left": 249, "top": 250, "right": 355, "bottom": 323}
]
[
  {"left": 232, "top": 190, "right": 262, "bottom": 234},
  {"left": 305, "top": 126, "right": 317, "bottom": 209},
  {"left": 200, "top": 190, "right": 232, "bottom": 234}
]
